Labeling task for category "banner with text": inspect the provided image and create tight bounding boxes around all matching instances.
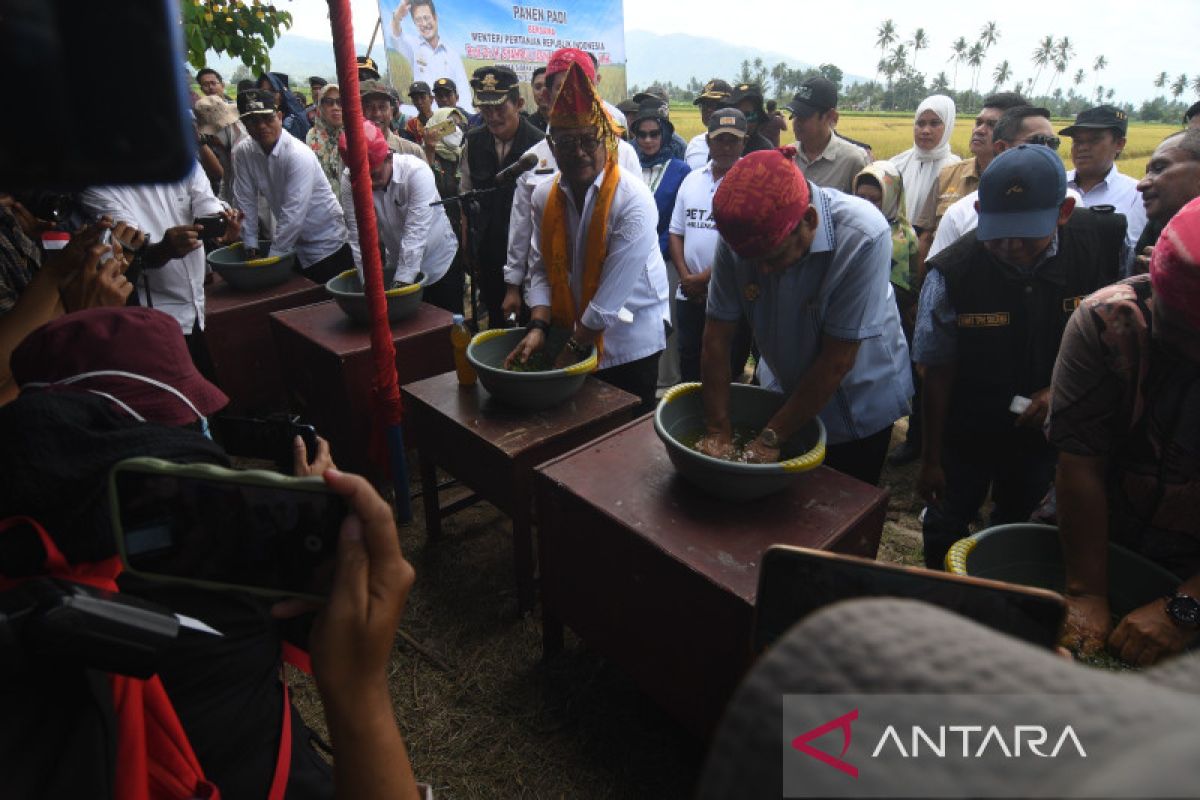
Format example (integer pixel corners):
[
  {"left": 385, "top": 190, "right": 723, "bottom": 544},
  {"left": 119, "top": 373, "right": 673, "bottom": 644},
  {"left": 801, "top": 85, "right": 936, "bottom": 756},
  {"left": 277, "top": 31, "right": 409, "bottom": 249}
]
[{"left": 375, "top": 0, "right": 626, "bottom": 107}]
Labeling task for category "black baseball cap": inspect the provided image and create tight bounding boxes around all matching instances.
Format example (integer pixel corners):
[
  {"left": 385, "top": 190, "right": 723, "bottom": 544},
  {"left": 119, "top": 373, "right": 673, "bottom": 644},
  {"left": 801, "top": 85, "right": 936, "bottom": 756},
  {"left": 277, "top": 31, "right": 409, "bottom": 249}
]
[
  {"left": 308, "top": 76, "right": 328, "bottom": 88},
  {"left": 787, "top": 77, "right": 837, "bottom": 116},
  {"left": 694, "top": 79, "right": 733, "bottom": 106},
  {"left": 356, "top": 56, "right": 381, "bottom": 80},
  {"left": 471, "top": 66, "right": 519, "bottom": 105},
  {"left": 730, "top": 82, "right": 763, "bottom": 105},
  {"left": 408, "top": 81, "right": 432, "bottom": 97},
  {"left": 1058, "top": 105, "right": 1128, "bottom": 137},
  {"left": 433, "top": 77, "right": 457, "bottom": 94},
  {"left": 359, "top": 79, "right": 393, "bottom": 100},
  {"left": 237, "top": 89, "right": 278, "bottom": 118},
  {"left": 633, "top": 85, "right": 668, "bottom": 106},
  {"left": 707, "top": 108, "right": 748, "bottom": 138}
]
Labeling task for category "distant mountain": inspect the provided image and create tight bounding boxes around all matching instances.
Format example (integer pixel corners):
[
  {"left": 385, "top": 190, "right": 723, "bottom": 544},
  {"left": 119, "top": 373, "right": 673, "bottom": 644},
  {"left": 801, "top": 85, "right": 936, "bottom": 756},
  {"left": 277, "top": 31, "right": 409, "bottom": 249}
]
[
  {"left": 200, "top": 29, "right": 869, "bottom": 94},
  {"left": 625, "top": 30, "right": 872, "bottom": 93}
]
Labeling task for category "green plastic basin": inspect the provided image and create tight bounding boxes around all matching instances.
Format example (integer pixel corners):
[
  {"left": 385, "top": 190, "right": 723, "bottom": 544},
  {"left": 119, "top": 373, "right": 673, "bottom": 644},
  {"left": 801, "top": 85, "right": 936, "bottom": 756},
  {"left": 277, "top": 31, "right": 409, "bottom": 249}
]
[
  {"left": 325, "top": 269, "right": 424, "bottom": 326},
  {"left": 946, "top": 523, "right": 1180, "bottom": 617},
  {"left": 207, "top": 241, "right": 295, "bottom": 291},
  {"left": 653, "top": 382, "right": 826, "bottom": 502},
  {"left": 466, "top": 327, "right": 596, "bottom": 411}
]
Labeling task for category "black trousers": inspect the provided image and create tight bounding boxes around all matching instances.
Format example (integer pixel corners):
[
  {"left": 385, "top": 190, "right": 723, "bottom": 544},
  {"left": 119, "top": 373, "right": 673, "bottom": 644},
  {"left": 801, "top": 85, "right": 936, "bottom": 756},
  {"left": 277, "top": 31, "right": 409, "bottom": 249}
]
[
  {"left": 301, "top": 242, "right": 354, "bottom": 285},
  {"left": 675, "top": 299, "right": 753, "bottom": 384},
  {"left": 422, "top": 258, "right": 465, "bottom": 316},
  {"left": 595, "top": 351, "right": 663, "bottom": 415},
  {"left": 921, "top": 429, "right": 1057, "bottom": 569},
  {"left": 824, "top": 423, "right": 894, "bottom": 487}
]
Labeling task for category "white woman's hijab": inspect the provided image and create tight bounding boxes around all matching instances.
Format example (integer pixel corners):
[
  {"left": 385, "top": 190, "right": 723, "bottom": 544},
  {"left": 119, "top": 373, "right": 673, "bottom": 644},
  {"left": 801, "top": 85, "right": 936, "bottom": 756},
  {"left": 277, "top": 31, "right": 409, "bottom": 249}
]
[{"left": 890, "top": 94, "right": 959, "bottom": 221}]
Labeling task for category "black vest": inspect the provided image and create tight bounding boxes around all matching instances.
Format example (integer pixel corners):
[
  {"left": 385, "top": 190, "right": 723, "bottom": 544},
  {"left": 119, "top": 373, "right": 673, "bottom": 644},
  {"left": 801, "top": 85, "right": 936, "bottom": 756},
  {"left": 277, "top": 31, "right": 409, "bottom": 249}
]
[
  {"left": 933, "top": 207, "right": 1126, "bottom": 435},
  {"left": 464, "top": 118, "right": 545, "bottom": 268}
]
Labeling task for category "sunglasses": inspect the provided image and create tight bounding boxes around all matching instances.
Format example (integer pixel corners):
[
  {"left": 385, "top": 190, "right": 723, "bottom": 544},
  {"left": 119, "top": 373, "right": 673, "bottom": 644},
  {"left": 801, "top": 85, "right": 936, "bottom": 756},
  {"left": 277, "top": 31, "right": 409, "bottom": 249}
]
[
  {"left": 635, "top": 129, "right": 662, "bottom": 140},
  {"left": 1024, "top": 134, "right": 1061, "bottom": 151},
  {"left": 319, "top": 97, "right": 341, "bottom": 107},
  {"left": 551, "top": 135, "right": 602, "bottom": 153}
]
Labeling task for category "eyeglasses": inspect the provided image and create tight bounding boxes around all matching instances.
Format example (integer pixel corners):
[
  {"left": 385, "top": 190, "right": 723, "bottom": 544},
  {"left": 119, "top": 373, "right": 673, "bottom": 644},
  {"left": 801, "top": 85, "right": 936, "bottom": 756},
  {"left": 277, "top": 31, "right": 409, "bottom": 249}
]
[
  {"left": 1024, "top": 134, "right": 1061, "bottom": 151},
  {"left": 320, "top": 97, "right": 341, "bottom": 107},
  {"left": 635, "top": 129, "right": 662, "bottom": 140},
  {"left": 551, "top": 135, "right": 601, "bottom": 153}
]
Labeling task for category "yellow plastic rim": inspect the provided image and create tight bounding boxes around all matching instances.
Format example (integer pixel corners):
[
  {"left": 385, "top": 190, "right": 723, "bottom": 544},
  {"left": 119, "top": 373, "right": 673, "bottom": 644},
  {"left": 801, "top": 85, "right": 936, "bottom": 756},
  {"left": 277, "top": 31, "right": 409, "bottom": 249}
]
[
  {"left": 660, "top": 382, "right": 702, "bottom": 404},
  {"left": 945, "top": 536, "right": 978, "bottom": 574},
  {"left": 469, "top": 328, "right": 511, "bottom": 346},
  {"left": 562, "top": 348, "right": 597, "bottom": 375},
  {"left": 780, "top": 439, "right": 826, "bottom": 473},
  {"left": 243, "top": 255, "right": 281, "bottom": 267},
  {"left": 469, "top": 328, "right": 597, "bottom": 374}
]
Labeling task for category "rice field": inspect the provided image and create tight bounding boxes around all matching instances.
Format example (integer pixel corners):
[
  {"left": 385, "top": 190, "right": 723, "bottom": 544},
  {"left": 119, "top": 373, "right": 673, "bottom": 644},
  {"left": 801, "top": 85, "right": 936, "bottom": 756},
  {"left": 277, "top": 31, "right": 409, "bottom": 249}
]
[{"left": 666, "top": 106, "right": 1184, "bottom": 179}]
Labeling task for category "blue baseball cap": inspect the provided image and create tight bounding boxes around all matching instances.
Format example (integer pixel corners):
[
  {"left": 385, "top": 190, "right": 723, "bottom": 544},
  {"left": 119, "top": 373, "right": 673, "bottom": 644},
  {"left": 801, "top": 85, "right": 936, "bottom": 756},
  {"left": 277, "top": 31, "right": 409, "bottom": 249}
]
[{"left": 976, "top": 144, "right": 1067, "bottom": 241}]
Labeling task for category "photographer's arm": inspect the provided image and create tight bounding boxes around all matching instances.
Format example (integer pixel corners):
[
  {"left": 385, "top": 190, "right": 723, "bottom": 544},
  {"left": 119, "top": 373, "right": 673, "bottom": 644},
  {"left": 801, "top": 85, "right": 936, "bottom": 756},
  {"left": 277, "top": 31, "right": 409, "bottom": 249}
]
[{"left": 312, "top": 469, "right": 419, "bottom": 800}]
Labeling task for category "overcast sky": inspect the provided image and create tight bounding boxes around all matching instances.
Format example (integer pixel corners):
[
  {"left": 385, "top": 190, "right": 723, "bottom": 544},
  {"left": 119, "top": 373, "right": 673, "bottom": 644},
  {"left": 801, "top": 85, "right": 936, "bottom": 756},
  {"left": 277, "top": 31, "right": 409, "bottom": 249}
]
[{"left": 287, "top": 0, "right": 1197, "bottom": 105}]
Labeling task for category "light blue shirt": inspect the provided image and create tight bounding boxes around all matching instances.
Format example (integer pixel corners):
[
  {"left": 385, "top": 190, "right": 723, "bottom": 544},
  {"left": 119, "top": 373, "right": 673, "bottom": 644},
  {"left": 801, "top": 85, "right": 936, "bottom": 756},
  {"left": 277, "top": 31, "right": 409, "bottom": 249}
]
[{"left": 707, "top": 185, "right": 913, "bottom": 444}]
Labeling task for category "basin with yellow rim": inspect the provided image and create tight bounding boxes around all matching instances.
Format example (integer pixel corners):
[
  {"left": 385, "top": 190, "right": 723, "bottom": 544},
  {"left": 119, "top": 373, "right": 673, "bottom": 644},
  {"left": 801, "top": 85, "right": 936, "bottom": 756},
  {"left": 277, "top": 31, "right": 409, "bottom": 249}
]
[
  {"left": 653, "top": 382, "right": 826, "bottom": 502},
  {"left": 466, "top": 327, "right": 597, "bottom": 410},
  {"left": 325, "top": 269, "right": 425, "bottom": 325},
  {"left": 207, "top": 241, "right": 295, "bottom": 291}
]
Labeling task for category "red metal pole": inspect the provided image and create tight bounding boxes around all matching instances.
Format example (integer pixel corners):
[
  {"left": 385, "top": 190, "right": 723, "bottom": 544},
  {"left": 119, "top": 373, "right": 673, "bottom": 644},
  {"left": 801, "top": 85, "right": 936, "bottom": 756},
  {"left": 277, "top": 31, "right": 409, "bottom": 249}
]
[{"left": 326, "top": 0, "right": 411, "bottom": 520}]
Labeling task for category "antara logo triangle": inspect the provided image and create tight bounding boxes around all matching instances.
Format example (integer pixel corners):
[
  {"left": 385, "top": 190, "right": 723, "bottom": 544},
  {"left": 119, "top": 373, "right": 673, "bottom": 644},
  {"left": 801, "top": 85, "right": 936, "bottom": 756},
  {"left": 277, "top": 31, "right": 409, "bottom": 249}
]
[{"left": 791, "top": 709, "right": 860, "bottom": 778}]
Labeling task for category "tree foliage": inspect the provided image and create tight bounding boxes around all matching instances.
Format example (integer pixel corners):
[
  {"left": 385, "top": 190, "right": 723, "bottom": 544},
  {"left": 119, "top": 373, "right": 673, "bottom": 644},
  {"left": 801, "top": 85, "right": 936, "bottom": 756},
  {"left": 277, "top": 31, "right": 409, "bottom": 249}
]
[{"left": 182, "top": 0, "right": 293, "bottom": 76}]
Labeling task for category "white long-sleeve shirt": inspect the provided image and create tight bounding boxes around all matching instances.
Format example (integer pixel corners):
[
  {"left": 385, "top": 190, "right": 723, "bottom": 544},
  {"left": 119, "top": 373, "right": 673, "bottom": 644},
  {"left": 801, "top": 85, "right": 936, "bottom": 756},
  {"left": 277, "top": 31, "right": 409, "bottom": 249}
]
[
  {"left": 504, "top": 137, "right": 640, "bottom": 288},
  {"left": 340, "top": 153, "right": 458, "bottom": 286},
  {"left": 231, "top": 131, "right": 347, "bottom": 269},
  {"left": 80, "top": 163, "right": 223, "bottom": 333},
  {"left": 526, "top": 166, "right": 670, "bottom": 369}
]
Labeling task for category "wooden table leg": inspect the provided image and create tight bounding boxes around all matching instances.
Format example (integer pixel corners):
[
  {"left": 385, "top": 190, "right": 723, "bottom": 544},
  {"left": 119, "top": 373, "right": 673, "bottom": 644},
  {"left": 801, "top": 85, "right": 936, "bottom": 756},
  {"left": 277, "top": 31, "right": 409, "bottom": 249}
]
[
  {"left": 419, "top": 448, "right": 442, "bottom": 539},
  {"left": 512, "top": 505, "right": 535, "bottom": 616}
]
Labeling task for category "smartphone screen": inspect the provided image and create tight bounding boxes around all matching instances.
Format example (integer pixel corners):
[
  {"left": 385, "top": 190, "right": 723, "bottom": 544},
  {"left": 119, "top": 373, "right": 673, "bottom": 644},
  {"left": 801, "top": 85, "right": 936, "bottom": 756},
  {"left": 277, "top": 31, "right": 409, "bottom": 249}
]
[
  {"left": 114, "top": 468, "right": 345, "bottom": 598},
  {"left": 754, "top": 546, "right": 1066, "bottom": 652}
]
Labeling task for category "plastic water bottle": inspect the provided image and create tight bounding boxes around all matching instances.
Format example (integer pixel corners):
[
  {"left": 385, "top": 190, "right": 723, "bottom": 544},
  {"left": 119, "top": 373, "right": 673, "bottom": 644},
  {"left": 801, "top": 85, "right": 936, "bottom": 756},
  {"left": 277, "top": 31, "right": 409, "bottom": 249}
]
[{"left": 450, "top": 314, "right": 476, "bottom": 386}]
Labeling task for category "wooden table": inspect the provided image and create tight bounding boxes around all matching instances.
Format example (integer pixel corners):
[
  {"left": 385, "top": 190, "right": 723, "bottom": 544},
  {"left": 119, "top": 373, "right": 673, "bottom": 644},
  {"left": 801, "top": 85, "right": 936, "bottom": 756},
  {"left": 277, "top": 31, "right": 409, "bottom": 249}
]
[
  {"left": 200, "top": 273, "right": 326, "bottom": 415},
  {"left": 402, "top": 373, "right": 640, "bottom": 614},
  {"left": 533, "top": 416, "right": 888, "bottom": 737},
  {"left": 269, "top": 301, "right": 454, "bottom": 481}
]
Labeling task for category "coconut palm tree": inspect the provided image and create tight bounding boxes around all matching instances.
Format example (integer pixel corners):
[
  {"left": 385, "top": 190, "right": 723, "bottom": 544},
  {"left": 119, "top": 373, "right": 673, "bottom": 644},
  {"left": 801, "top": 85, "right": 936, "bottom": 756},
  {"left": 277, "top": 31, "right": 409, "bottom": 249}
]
[
  {"left": 876, "top": 19, "right": 897, "bottom": 72},
  {"left": 1031, "top": 35, "right": 1055, "bottom": 96},
  {"left": 979, "top": 21, "right": 1000, "bottom": 51},
  {"left": 967, "top": 41, "right": 986, "bottom": 98},
  {"left": 931, "top": 71, "right": 951, "bottom": 94},
  {"left": 1090, "top": 54, "right": 1107, "bottom": 99},
  {"left": 1171, "top": 73, "right": 1188, "bottom": 100},
  {"left": 910, "top": 28, "right": 929, "bottom": 74},
  {"left": 1154, "top": 71, "right": 1169, "bottom": 90},
  {"left": 1074, "top": 68, "right": 1085, "bottom": 87},
  {"left": 1046, "top": 36, "right": 1074, "bottom": 97},
  {"left": 948, "top": 36, "right": 968, "bottom": 92},
  {"left": 992, "top": 60, "right": 1012, "bottom": 92},
  {"left": 1192, "top": 75, "right": 1200, "bottom": 97}
]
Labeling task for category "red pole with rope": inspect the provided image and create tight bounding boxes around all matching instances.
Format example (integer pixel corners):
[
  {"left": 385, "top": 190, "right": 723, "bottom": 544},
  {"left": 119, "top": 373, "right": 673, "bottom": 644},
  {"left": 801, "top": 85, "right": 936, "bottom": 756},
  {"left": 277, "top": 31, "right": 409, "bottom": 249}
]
[{"left": 326, "top": 0, "right": 412, "bottom": 520}]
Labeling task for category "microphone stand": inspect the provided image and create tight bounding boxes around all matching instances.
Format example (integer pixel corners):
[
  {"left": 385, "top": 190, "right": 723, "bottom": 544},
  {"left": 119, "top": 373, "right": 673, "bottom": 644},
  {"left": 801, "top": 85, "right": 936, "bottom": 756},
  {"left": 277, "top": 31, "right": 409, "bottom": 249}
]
[{"left": 430, "top": 187, "right": 501, "bottom": 330}]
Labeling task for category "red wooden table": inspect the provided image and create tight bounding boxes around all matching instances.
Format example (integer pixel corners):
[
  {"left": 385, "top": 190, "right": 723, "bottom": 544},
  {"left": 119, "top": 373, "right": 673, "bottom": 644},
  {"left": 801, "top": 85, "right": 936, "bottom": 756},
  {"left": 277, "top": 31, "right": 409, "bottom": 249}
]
[
  {"left": 269, "top": 300, "right": 454, "bottom": 481},
  {"left": 200, "top": 273, "right": 325, "bottom": 415},
  {"left": 402, "top": 372, "right": 640, "bottom": 613},
  {"left": 534, "top": 415, "right": 888, "bottom": 737}
]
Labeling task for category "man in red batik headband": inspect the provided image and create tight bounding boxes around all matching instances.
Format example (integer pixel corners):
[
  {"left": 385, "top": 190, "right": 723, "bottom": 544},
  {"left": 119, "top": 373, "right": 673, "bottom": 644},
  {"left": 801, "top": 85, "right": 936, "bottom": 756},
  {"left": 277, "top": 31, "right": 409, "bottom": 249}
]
[{"left": 698, "top": 147, "right": 912, "bottom": 486}]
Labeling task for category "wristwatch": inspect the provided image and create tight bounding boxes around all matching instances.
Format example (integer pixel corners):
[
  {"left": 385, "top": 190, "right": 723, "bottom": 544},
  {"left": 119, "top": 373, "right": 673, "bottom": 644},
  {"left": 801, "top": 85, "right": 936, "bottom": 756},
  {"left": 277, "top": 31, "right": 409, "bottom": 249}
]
[
  {"left": 526, "top": 319, "right": 550, "bottom": 335},
  {"left": 565, "top": 337, "right": 589, "bottom": 358},
  {"left": 1166, "top": 593, "right": 1200, "bottom": 628},
  {"left": 759, "top": 427, "right": 780, "bottom": 448}
]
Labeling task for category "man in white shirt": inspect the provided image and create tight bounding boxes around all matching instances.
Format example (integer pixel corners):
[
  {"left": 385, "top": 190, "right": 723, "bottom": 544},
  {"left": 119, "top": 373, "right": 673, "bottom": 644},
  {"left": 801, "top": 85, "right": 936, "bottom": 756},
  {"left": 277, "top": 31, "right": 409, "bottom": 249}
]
[
  {"left": 684, "top": 79, "right": 734, "bottom": 169},
  {"left": 505, "top": 62, "right": 669, "bottom": 412},
  {"left": 81, "top": 164, "right": 240, "bottom": 337},
  {"left": 232, "top": 89, "right": 351, "bottom": 284},
  {"left": 1060, "top": 106, "right": 1148, "bottom": 273},
  {"left": 668, "top": 108, "right": 751, "bottom": 382},
  {"left": 339, "top": 120, "right": 460, "bottom": 313},
  {"left": 390, "top": 0, "right": 473, "bottom": 113}
]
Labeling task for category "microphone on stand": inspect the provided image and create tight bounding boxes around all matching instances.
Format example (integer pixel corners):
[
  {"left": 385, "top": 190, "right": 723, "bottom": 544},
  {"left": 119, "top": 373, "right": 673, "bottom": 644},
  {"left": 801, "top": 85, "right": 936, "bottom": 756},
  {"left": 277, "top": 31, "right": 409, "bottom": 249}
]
[{"left": 494, "top": 151, "right": 539, "bottom": 185}]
